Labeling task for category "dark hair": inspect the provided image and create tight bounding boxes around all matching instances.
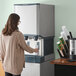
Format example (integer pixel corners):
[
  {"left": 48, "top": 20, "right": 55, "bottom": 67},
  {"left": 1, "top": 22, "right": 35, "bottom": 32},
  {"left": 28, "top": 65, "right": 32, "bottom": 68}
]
[{"left": 2, "top": 13, "right": 20, "bottom": 35}]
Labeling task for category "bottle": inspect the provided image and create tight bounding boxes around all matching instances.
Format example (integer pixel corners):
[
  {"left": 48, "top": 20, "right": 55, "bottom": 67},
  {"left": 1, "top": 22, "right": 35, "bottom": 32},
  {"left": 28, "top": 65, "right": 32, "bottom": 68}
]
[
  {"left": 62, "top": 26, "right": 70, "bottom": 37},
  {"left": 62, "top": 26, "right": 73, "bottom": 39},
  {"left": 59, "top": 36, "right": 69, "bottom": 54},
  {"left": 35, "top": 42, "right": 39, "bottom": 55},
  {"left": 57, "top": 41, "right": 64, "bottom": 57},
  {"left": 57, "top": 41, "right": 67, "bottom": 58},
  {"left": 60, "top": 31, "right": 68, "bottom": 40},
  {"left": 60, "top": 32, "right": 69, "bottom": 49}
]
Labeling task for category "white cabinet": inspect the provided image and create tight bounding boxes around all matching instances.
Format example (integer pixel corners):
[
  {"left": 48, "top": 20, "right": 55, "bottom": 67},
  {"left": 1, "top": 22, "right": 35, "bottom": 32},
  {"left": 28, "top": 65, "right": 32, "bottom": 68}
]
[
  {"left": 14, "top": 4, "right": 55, "bottom": 37},
  {"left": 21, "top": 61, "right": 54, "bottom": 76},
  {"left": 21, "top": 63, "right": 40, "bottom": 76}
]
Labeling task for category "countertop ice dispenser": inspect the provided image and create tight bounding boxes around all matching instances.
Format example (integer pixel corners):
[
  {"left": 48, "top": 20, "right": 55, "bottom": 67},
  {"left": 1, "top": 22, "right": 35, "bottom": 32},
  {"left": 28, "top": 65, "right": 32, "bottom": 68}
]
[{"left": 14, "top": 3, "right": 55, "bottom": 76}]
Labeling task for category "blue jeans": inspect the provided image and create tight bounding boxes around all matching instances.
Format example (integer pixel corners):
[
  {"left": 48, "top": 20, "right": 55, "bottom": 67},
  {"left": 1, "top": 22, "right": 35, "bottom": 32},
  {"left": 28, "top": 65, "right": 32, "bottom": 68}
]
[{"left": 5, "top": 72, "right": 21, "bottom": 76}]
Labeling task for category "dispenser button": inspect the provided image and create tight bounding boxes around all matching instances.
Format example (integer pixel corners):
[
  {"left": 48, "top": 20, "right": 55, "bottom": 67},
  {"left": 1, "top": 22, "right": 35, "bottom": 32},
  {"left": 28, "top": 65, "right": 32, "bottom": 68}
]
[
  {"left": 34, "top": 36, "right": 38, "bottom": 41},
  {"left": 24, "top": 36, "right": 28, "bottom": 40}
]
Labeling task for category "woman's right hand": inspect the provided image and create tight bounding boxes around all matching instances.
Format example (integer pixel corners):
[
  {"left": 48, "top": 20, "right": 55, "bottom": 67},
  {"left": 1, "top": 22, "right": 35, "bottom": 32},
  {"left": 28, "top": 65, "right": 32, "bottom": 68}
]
[{"left": 34, "top": 48, "right": 39, "bottom": 53}]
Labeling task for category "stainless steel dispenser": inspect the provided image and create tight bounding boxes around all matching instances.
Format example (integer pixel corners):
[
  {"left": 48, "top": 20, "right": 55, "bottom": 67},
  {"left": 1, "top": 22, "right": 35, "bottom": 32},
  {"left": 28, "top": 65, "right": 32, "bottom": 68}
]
[
  {"left": 69, "top": 38, "right": 76, "bottom": 61},
  {"left": 14, "top": 3, "right": 55, "bottom": 76}
]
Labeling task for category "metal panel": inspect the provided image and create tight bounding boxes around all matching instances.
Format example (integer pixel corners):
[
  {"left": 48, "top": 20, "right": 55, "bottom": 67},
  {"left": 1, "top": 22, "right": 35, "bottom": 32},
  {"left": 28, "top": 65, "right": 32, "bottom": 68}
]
[
  {"left": 14, "top": 5, "right": 37, "bottom": 35},
  {"left": 39, "top": 4, "right": 55, "bottom": 37},
  {"left": 21, "top": 62, "right": 40, "bottom": 76}
]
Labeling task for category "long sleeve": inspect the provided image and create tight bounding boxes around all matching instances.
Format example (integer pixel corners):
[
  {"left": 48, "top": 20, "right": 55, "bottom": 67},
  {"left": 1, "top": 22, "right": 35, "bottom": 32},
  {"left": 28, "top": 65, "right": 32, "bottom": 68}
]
[
  {"left": 17, "top": 32, "right": 34, "bottom": 53},
  {"left": 0, "top": 35, "right": 5, "bottom": 63},
  {"left": 0, "top": 35, "right": 1, "bottom": 60}
]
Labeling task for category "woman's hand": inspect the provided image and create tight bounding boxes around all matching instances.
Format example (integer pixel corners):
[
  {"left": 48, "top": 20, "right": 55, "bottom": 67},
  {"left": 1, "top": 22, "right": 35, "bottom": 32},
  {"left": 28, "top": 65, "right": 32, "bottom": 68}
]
[{"left": 34, "top": 48, "right": 39, "bottom": 53}]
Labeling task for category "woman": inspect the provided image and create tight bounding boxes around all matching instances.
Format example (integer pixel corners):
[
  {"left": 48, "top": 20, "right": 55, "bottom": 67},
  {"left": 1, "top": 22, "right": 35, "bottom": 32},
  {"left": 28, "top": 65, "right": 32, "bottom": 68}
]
[{"left": 0, "top": 13, "right": 38, "bottom": 76}]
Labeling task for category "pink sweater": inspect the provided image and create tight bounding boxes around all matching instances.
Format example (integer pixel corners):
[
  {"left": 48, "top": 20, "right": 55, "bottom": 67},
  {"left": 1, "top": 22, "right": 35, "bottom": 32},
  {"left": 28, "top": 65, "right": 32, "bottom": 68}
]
[{"left": 0, "top": 30, "right": 34, "bottom": 75}]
